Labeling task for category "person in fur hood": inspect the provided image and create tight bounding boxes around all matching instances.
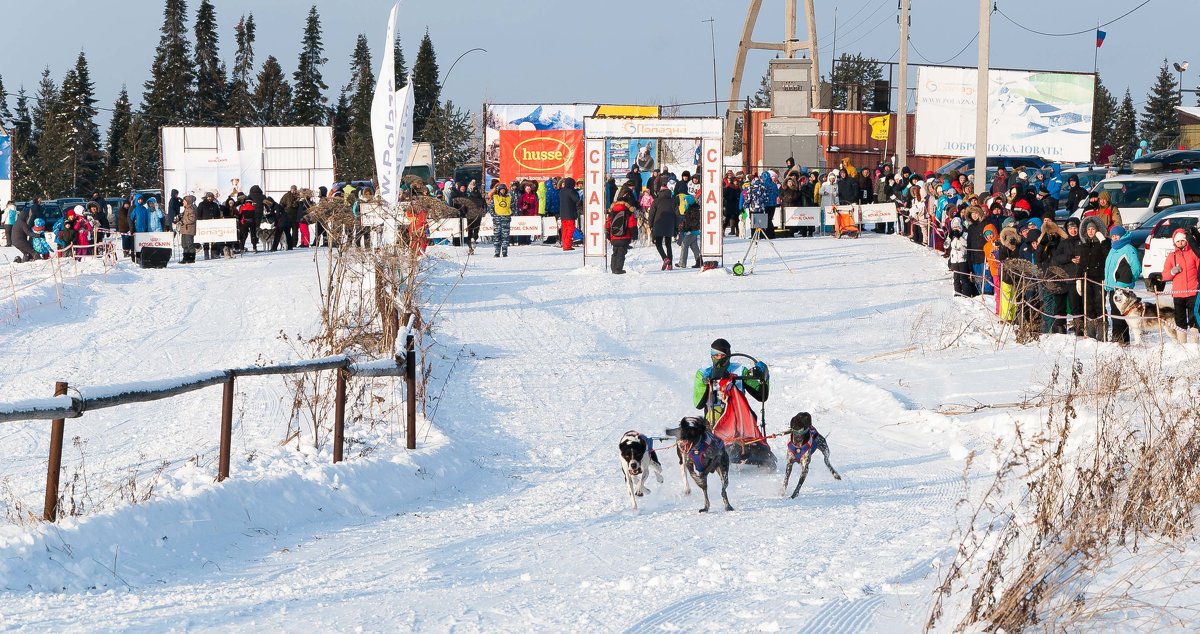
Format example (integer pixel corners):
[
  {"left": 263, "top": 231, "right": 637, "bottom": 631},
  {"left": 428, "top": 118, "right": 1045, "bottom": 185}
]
[
  {"left": 1079, "top": 216, "right": 1110, "bottom": 339},
  {"left": 1033, "top": 219, "right": 1066, "bottom": 332}
]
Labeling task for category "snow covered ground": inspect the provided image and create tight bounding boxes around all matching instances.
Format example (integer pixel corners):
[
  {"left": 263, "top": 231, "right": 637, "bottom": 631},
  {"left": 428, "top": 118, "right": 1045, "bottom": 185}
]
[{"left": 0, "top": 234, "right": 1158, "bottom": 631}]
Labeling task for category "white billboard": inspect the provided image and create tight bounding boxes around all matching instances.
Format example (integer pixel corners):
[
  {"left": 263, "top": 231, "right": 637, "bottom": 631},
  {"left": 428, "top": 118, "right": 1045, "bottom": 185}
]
[
  {"left": 914, "top": 66, "right": 1095, "bottom": 162},
  {"left": 162, "top": 126, "right": 335, "bottom": 200}
]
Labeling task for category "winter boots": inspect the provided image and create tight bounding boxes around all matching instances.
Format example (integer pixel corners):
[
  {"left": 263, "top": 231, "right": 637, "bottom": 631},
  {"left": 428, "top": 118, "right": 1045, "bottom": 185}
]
[{"left": 661, "top": 258, "right": 673, "bottom": 271}]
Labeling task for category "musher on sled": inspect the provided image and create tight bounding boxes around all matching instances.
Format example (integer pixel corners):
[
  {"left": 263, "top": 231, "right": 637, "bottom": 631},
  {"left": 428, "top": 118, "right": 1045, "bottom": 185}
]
[{"left": 692, "top": 338, "right": 777, "bottom": 469}]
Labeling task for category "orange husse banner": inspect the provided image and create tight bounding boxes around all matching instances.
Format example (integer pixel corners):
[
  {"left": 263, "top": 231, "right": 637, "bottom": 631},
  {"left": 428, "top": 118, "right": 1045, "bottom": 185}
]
[{"left": 499, "top": 129, "right": 584, "bottom": 183}]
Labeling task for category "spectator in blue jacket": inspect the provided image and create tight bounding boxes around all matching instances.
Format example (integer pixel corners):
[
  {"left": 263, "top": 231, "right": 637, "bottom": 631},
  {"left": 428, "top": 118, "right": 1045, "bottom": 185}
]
[
  {"left": 1104, "top": 225, "right": 1141, "bottom": 345},
  {"left": 130, "top": 196, "right": 152, "bottom": 232}
]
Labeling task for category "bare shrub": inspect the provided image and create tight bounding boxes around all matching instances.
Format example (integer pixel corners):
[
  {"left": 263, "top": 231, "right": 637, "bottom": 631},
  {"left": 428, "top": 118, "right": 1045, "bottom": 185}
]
[{"left": 928, "top": 353, "right": 1200, "bottom": 631}]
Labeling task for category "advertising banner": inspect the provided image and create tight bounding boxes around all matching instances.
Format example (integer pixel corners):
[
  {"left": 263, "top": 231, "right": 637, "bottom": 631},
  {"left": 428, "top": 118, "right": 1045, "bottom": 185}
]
[
  {"left": 498, "top": 129, "right": 584, "bottom": 183},
  {"left": 914, "top": 65, "right": 1095, "bottom": 162},
  {"left": 195, "top": 219, "right": 237, "bottom": 244},
  {"left": 858, "top": 203, "right": 898, "bottom": 224},
  {"left": 782, "top": 207, "right": 821, "bottom": 227},
  {"left": 583, "top": 138, "right": 606, "bottom": 259},
  {"left": 699, "top": 138, "right": 723, "bottom": 259},
  {"left": 584, "top": 117, "right": 723, "bottom": 140},
  {"left": 607, "top": 139, "right": 657, "bottom": 181},
  {"left": 485, "top": 104, "right": 595, "bottom": 184},
  {"left": 134, "top": 232, "right": 174, "bottom": 252},
  {"left": 370, "top": 2, "right": 401, "bottom": 205}
]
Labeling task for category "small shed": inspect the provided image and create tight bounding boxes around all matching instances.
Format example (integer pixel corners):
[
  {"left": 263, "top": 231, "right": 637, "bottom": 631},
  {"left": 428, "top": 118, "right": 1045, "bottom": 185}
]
[{"left": 1178, "top": 106, "right": 1200, "bottom": 149}]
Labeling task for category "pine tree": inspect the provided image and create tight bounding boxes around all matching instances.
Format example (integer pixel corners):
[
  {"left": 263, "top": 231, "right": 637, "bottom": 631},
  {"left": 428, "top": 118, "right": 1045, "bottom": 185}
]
[
  {"left": 253, "top": 56, "right": 293, "bottom": 126},
  {"left": 58, "top": 52, "right": 103, "bottom": 195},
  {"left": 336, "top": 34, "right": 376, "bottom": 181},
  {"left": 395, "top": 36, "right": 408, "bottom": 89},
  {"left": 749, "top": 72, "right": 771, "bottom": 109},
  {"left": 1139, "top": 59, "right": 1180, "bottom": 151},
  {"left": 411, "top": 29, "right": 440, "bottom": 139},
  {"left": 1091, "top": 76, "right": 1117, "bottom": 161},
  {"left": 0, "top": 74, "right": 12, "bottom": 124},
  {"left": 193, "top": 0, "right": 228, "bottom": 125},
  {"left": 226, "top": 14, "right": 257, "bottom": 125},
  {"left": 1112, "top": 89, "right": 1137, "bottom": 162},
  {"left": 143, "top": 0, "right": 195, "bottom": 126},
  {"left": 291, "top": 5, "right": 329, "bottom": 125},
  {"left": 102, "top": 87, "right": 133, "bottom": 192},
  {"left": 330, "top": 92, "right": 350, "bottom": 148},
  {"left": 32, "top": 68, "right": 72, "bottom": 197},
  {"left": 11, "top": 88, "right": 38, "bottom": 200},
  {"left": 346, "top": 34, "right": 375, "bottom": 136},
  {"left": 116, "top": 115, "right": 159, "bottom": 190},
  {"left": 830, "top": 53, "right": 883, "bottom": 110},
  {"left": 418, "top": 101, "right": 475, "bottom": 176}
]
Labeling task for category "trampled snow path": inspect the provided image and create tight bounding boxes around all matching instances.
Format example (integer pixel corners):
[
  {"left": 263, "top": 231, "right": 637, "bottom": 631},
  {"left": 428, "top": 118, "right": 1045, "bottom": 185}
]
[{"left": 0, "top": 235, "right": 1068, "bottom": 631}]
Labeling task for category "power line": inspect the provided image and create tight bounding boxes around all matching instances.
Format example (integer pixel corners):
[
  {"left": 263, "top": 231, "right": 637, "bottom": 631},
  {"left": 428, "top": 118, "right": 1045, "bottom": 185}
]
[
  {"left": 820, "top": 5, "right": 897, "bottom": 56},
  {"left": 994, "top": 0, "right": 1153, "bottom": 37},
  {"left": 909, "top": 31, "right": 980, "bottom": 66},
  {"left": 818, "top": 0, "right": 890, "bottom": 52}
]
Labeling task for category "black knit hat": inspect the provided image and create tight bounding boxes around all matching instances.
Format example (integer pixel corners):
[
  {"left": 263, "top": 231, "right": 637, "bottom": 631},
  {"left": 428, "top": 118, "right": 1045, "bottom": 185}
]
[{"left": 710, "top": 338, "right": 731, "bottom": 355}]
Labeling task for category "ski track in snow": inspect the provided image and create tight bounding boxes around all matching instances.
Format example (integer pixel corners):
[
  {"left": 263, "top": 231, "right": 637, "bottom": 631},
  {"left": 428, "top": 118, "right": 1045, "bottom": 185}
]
[{"left": 0, "top": 236, "right": 1079, "bottom": 631}]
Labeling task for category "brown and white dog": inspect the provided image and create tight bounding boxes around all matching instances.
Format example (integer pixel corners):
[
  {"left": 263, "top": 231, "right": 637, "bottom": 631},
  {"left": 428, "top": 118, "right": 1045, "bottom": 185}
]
[
  {"left": 781, "top": 412, "right": 841, "bottom": 499},
  {"left": 619, "top": 431, "right": 663, "bottom": 510},
  {"left": 1110, "top": 288, "right": 1180, "bottom": 344}
]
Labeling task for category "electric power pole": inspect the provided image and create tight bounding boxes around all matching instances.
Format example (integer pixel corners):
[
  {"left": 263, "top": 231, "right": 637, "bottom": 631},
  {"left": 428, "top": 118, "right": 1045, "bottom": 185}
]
[
  {"left": 975, "top": 0, "right": 990, "bottom": 188},
  {"left": 896, "top": 0, "right": 910, "bottom": 170}
]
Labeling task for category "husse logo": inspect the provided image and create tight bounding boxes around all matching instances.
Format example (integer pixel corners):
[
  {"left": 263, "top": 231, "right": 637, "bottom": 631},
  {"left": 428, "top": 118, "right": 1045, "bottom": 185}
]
[{"left": 512, "top": 137, "right": 573, "bottom": 172}]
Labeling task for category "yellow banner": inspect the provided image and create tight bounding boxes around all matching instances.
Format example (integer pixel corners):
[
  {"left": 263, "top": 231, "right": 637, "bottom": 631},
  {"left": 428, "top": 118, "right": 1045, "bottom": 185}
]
[
  {"left": 868, "top": 114, "right": 890, "bottom": 141},
  {"left": 594, "top": 104, "right": 661, "bottom": 118}
]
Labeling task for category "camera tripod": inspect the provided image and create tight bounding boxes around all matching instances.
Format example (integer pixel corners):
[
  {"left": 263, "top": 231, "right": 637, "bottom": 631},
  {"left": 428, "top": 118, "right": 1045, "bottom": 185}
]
[{"left": 733, "top": 226, "right": 794, "bottom": 275}]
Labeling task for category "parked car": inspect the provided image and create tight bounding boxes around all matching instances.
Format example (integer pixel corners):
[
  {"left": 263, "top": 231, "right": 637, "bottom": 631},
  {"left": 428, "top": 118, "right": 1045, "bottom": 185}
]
[
  {"left": 453, "top": 163, "right": 483, "bottom": 190},
  {"left": 935, "top": 155, "right": 1051, "bottom": 175},
  {"left": 1139, "top": 203, "right": 1200, "bottom": 292},
  {"left": 1074, "top": 171, "right": 1200, "bottom": 228},
  {"left": 1057, "top": 167, "right": 1119, "bottom": 210}
]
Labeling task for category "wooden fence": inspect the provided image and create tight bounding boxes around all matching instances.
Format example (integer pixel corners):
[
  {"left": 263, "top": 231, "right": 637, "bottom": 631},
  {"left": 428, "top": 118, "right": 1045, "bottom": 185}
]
[{"left": 0, "top": 316, "right": 419, "bottom": 522}]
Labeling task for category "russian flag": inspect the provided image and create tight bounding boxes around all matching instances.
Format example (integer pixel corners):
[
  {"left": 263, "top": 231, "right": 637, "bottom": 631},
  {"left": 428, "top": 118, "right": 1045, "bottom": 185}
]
[{"left": 1096, "top": 30, "right": 1106, "bottom": 48}]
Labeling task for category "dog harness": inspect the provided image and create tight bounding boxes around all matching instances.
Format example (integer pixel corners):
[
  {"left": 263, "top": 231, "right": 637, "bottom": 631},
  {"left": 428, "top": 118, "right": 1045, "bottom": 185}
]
[
  {"left": 787, "top": 429, "right": 817, "bottom": 461},
  {"left": 689, "top": 432, "right": 724, "bottom": 472}
]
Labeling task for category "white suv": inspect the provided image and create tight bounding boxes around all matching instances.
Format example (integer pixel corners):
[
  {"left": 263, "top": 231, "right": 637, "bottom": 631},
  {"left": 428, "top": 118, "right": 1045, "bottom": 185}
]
[
  {"left": 1141, "top": 206, "right": 1200, "bottom": 291},
  {"left": 1074, "top": 172, "right": 1200, "bottom": 228}
]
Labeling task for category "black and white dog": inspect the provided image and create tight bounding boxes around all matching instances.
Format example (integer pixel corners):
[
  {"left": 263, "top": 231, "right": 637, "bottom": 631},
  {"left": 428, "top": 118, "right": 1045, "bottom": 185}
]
[
  {"left": 1111, "top": 288, "right": 1180, "bottom": 344},
  {"left": 781, "top": 412, "right": 841, "bottom": 499},
  {"left": 665, "top": 416, "right": 733, "bottom": 513},
  {"left": 618, "top": 431, "right": 664, "bottom": 510}
]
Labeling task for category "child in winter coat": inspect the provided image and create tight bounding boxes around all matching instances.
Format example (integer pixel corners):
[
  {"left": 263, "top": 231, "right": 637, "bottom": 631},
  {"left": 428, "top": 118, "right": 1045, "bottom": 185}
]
[
  {"left": 1162, "top": 227, "right": 1200, "bottom": 337},
  {"left": 948, "top": 218, "right": 975, "bottom": 297},
  {"left": 676, "top": 201, "right": 702, "bottom": 269},
  {"left": 31, "top": 218, "right": 51, "bottom": 257}
]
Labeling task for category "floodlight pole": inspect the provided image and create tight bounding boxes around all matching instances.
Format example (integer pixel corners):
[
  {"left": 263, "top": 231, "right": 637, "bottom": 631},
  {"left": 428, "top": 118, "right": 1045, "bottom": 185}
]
[{"left": 974, "top": 0, "right": 990, "bottom": 188}]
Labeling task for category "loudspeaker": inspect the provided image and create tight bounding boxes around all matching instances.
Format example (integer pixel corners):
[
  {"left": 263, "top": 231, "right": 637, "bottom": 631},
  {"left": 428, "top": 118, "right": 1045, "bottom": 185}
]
[
  {"left": 140, "top": 246, "right": 171, "bottom": 269},
  {"left": 873, "top": 80, "right": 890, "bottom": 113}
]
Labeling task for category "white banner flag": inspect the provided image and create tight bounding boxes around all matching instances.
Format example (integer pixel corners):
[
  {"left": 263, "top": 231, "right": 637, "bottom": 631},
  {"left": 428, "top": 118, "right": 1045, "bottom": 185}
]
[
  {"left": 371, "top": 2, "right": 401, "bottom": 205},
  {"left": 394, "top": 82, "right": 414, "bottom": 188}
]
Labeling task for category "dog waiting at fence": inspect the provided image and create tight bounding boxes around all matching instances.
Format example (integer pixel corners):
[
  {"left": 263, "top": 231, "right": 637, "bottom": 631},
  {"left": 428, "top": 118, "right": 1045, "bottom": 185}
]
[
  {"left": 618, "top": 430, "right": 664, "bottom": 510},
  {"left": 1110, "top": 288, "right": 1179, "bottom": 344},
  {"left": 781, "top": 412, "right": 841, "bottom": 499},
  {"left": 665, "top": 416, "right": 733, "bottom": 513}
]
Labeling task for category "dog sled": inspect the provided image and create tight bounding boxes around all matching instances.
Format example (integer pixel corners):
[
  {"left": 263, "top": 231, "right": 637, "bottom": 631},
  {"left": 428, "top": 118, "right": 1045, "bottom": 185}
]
[
  {"left": 833, "top": 205, "right": 860, "bottom": 239},
  {"left": 704, "top": 353, "right": 779, "bottom": 472}
]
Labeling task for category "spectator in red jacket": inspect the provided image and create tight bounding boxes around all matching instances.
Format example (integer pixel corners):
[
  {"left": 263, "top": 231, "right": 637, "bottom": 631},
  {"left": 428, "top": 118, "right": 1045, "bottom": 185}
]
[
  {"left": 606, "top": 202, "right": 638, "bottom": 275},
  {"left": 1162, "top": 227, "right": 1200, "bottom": 337}
]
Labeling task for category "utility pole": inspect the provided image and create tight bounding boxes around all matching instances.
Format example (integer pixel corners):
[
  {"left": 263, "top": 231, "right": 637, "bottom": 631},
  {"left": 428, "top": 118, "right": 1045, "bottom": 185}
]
[
  {"left": 974, "top": 0, "right": 990, "bottom": 190},
  {"left": 826, "top": 5, "right": 838, "bottom": 157},
  {"left": 896, "top": 0, "right": 910, "bottom": 170},
  {"left": 704, "top": 18, "right": 719, "bottom": 117}
]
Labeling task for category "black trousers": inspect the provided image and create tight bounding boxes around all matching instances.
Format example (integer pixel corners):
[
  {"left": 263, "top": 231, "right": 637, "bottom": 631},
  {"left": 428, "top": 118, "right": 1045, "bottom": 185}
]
[
  {"left": 1173, "top": 296, "right": 1197, "bottom": 331},
  {"left": 1108, "top": 293, "right": 1129, "bottom": 344},
  {"left": 611, "top": 241, "right": 630, "bottom": 272},
  {"left": 272, "top": 226, "right": 295, "bottom": 251},
  {"left": 654, "top": 236, "right": 673, "bottom": 262}
]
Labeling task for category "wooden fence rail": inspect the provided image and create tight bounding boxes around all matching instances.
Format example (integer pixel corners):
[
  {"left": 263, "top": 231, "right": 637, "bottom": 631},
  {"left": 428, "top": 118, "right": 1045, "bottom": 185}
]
[{"left": 2, "top": 316, "right": 419, "bottom": 522}]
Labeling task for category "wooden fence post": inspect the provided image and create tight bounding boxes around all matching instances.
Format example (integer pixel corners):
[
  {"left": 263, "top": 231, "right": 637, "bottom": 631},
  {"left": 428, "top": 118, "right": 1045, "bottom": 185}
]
[
  {"left": 43, "top": 381, "right": 69, "bottom": 522},
  {"left": 218, "top": 374, "right": 234, "bottom": 481},
  {"left": 333, "top": 369, "right": 347, "bottom": 463},
  {"left": 405, "top": 333, "right": 416, "bottom": 450}
]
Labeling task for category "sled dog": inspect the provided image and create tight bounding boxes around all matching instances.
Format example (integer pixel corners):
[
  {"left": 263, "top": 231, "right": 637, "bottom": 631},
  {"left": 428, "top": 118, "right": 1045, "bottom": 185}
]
[
  {"left": 1111, "top": 288, "right": 1180, "bottom": 344},
  {"left": 665, "top": 417, "right": 733, "bottom": 513},
  {"left": 618, "top": 431, "right": 663, "bottom": 510},
  {"left": 781, "top": 412, "right": 842, "bottom": 499}
]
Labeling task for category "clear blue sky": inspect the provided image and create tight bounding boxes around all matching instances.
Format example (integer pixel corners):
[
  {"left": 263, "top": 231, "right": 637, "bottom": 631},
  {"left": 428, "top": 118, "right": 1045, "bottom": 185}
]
[{"left": 2, "top": 0, "right": 1191, "bottom": 127}]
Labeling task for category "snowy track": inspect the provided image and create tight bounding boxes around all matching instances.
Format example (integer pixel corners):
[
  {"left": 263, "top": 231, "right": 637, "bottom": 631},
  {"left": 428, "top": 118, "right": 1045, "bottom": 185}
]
[{"left": 0, "top": 235, "right": 1052, "bottom": 631}]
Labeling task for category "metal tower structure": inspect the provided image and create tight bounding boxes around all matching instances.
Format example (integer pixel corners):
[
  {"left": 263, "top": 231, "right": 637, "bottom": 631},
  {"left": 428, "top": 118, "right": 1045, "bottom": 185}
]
[{"left": 726, "top": 0, "right": 820, "bottom": 142}]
